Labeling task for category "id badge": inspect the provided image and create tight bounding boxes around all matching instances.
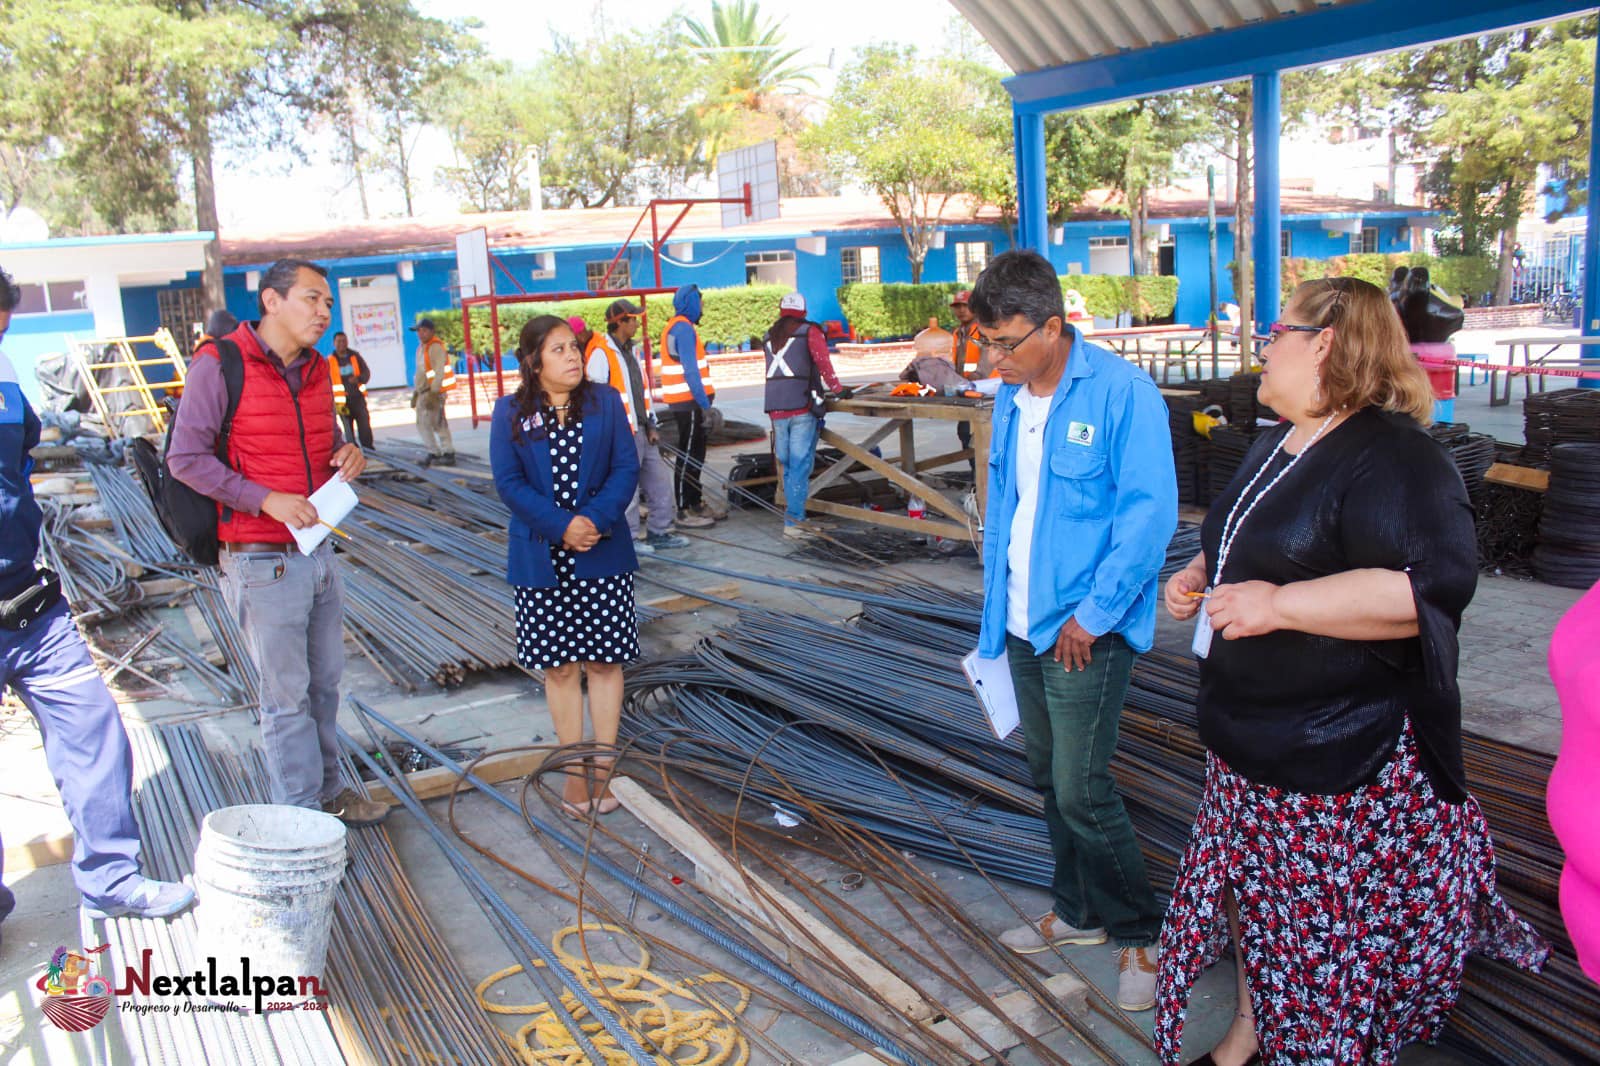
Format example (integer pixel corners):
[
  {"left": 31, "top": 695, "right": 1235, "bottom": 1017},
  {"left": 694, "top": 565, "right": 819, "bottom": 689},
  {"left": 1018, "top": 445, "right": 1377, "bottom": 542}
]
[{"left": 1191, "top": 590, "right": 1215, "bottom": 659}]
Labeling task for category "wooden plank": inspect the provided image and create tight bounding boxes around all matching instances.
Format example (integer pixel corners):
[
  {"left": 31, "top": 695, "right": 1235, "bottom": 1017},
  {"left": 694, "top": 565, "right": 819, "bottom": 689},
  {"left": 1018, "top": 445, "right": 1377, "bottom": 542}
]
[
  {"left": 1485, "top": 463, "right": 1550, "bottom": 493},
  {"left": 828, "top": 973, "right": 1088, "bottom": 1066},
  {"left": 809, "top": 419, "right": 902, "bottom": 494},
  {"left": 365, "top": 748, "right": 548, "bottom": 806},
  {"left": 611, "top": 778, "right": 932, "bottom": 1022},
  {"left": 818, "top": 428, "right": 970, "bottom": 525},
  {"left": 184, "top": 604, "right": 226, "bottom": 666},
  {"left": 911, "top": 448, "right": 973, "bottom": 473},
  {"left": 807, "top": 499, "right": 973, "bottom": 543},
  {"left": 638, "top": 582, "right": 740, "bottom": 613},
  {"left": 4, "top": 832, "right": 75, "bottom": 874}
]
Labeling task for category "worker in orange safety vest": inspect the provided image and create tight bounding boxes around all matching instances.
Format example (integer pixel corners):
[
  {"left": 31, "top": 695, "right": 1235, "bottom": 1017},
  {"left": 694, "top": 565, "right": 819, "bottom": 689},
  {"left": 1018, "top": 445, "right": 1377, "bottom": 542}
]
[{"left": 327, "top": 331, "right": 373, "bottom": 449}]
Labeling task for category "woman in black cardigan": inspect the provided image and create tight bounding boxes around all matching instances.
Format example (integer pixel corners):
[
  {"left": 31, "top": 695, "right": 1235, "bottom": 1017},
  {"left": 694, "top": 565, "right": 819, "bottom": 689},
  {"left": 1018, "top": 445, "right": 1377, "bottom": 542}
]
[{"left": 1154, "top": 278, "right": 1546, "bottom": 1066}]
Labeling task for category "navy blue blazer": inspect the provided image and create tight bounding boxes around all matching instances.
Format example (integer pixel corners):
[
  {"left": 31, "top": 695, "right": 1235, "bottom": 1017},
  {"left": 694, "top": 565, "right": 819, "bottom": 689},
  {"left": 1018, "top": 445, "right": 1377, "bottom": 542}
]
[{"left": 490, "top": 387, "right": 640, "bottom": 589}]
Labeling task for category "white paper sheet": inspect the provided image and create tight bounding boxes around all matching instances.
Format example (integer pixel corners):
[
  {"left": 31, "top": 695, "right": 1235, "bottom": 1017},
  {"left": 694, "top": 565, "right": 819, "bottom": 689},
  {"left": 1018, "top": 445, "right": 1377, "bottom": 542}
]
[
  {"left": 961, "top": 649, "right": 1020, "bottom": 740},
  {"left": 290, "top": 476, "right": 359, "bottom": 557}
]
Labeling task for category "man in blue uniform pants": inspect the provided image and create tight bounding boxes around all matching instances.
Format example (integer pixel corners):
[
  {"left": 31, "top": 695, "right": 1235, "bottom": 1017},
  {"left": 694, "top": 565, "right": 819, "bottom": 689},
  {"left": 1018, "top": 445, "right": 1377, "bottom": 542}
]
[{"left": 0, "top": 266, "right": 193, "bottom": 936}]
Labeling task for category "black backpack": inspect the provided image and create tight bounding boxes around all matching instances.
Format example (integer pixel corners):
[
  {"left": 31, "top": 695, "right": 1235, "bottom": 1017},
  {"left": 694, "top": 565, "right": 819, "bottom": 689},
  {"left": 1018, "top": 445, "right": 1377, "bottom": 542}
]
[{"left": 130, "top": 339, "right": 245, "bottom": 566}]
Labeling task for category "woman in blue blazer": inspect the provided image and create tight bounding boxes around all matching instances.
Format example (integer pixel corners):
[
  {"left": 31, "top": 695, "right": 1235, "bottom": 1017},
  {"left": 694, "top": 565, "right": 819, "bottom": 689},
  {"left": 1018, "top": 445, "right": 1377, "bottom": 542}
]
[{"left": 491, "top": 315, "right": 641, "bottom": 816}]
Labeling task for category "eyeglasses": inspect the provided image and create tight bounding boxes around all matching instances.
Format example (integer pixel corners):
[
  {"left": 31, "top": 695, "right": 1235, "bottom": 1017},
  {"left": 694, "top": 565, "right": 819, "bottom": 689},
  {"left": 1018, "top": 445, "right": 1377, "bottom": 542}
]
[
  {"left": 978, "top": 321, "right": 1046, "bottom": 355},
  {"left": 1264, "top": 322, "right": 1324, "bottom": 345}
]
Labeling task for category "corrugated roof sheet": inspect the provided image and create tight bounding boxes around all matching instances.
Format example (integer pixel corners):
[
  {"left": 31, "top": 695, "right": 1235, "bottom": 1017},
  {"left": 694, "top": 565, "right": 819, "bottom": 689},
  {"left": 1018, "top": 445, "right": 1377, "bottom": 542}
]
[{"left": 950, "top": 0, "right": 1355, "bottom": 74}]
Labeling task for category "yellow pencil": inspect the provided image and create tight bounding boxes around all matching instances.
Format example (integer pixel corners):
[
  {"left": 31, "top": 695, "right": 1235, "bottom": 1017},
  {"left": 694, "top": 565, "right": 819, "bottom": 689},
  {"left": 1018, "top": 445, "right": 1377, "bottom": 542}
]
[
  {"left": 319, "top": 519, "right": 352, "bottom": 541},
  {"left": 1183, "top": 590, "right": 1209, "bottom": 599}
]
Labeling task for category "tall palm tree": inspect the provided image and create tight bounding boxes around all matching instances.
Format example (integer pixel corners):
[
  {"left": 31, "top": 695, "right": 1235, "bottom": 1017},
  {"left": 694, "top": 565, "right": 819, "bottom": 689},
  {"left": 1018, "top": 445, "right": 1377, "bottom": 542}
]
[{"left": 685, "top": 0, "right": 815, "bottom": 107}]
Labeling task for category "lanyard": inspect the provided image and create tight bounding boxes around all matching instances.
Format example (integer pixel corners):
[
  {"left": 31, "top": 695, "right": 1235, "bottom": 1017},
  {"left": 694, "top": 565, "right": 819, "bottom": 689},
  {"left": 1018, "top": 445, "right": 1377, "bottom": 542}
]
[{"left": 1211, "top": 414, "right": 1335, "bottom": 587}]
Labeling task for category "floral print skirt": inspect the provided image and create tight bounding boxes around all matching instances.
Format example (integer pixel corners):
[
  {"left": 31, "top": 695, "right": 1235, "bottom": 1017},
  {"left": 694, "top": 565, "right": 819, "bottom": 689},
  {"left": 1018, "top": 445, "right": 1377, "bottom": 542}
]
[{"left": 1153, "top": 726, "right": 1548, "bottom": 1065}]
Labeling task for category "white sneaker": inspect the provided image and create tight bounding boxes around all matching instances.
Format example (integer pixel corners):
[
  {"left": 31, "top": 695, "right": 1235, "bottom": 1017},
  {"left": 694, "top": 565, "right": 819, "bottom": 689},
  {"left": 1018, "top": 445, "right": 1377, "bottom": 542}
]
[
  {"left": 1116, "top": 944, "right": 1159, "bottom": 1012},
  {"left": 997, "top": 911, "right": 1108, "bottom": 953}
]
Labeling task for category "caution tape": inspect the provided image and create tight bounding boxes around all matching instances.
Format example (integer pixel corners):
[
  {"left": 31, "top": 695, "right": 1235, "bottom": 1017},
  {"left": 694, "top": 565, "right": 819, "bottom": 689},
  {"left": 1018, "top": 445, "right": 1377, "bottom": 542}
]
[{"left": 1414, "top": 355, "right": 1600, "bottom": 381}]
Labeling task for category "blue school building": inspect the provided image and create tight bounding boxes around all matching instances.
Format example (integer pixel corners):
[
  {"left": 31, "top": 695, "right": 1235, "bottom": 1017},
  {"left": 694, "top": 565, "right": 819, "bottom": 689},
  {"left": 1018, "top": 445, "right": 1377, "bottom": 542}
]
[{"left": 3, "top": 190, "right": 1431, "bottom": 398}]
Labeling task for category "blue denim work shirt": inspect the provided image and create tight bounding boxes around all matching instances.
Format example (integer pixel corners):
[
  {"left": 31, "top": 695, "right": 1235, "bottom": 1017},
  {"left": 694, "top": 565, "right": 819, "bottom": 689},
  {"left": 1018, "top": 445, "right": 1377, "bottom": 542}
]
[{"left": 977, "top": 329, "right": 1178, "bottom": 659}]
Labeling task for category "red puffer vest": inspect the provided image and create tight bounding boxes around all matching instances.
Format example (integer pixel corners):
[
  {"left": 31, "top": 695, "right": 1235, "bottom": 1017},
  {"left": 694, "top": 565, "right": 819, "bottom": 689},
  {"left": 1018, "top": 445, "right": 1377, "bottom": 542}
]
[{"left": 210, "top": 325, "right": 337, "bottom": 544}]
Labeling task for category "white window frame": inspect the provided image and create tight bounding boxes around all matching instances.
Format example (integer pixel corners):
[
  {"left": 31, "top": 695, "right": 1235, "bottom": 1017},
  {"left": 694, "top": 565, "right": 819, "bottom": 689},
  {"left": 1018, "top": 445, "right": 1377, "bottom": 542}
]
[
  {"left": 586, "top": 260, "right": 629, "bottom": 292},
  {"left": 954, "top": 241, "right": 992, "bottom": 284},
  {"left": 841, "top": 246, "right": 881, "bottom": 285}
]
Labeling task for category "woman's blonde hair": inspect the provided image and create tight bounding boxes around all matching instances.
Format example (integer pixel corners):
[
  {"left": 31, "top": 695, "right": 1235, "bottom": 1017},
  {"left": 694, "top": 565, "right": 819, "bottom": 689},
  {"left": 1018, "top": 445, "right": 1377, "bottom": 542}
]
[{"left": 1291, "top": 276, "right": 1435, "bottom": 424}]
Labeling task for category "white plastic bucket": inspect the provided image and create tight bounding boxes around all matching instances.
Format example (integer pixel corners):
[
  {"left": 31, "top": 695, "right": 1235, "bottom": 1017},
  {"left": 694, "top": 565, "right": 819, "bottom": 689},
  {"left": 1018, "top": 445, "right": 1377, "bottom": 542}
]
[{"left": 193, "top": 804, "right": 346, "bottom": 1008}]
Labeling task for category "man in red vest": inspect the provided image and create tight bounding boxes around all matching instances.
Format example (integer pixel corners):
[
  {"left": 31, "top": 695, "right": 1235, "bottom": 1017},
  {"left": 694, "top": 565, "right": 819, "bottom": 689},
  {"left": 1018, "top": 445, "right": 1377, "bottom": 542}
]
[{"left": 169, "top": 259, "right": 388, "bottom": 825}]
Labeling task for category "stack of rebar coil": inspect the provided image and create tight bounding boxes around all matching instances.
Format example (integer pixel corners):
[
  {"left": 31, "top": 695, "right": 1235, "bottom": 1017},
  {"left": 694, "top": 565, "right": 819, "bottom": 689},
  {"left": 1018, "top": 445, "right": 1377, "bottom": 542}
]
[
  {"left": 1534, "top": 442, "right": 1600, "bottom": 588},
  {"left": 1521, "top": 388, "right": 1600, "bottom": 467},
  {"left": 1163, "top": 389, "right": 1206, "bottom": 506},
  {"left": 1204, "top": 425, "right": 1255, "bottom": 500}
]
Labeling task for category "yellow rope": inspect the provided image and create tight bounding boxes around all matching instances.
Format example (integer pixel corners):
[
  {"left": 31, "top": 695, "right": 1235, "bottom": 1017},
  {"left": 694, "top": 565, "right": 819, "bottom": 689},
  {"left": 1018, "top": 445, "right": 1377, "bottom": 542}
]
[{"left": 474, "top": 923, "right": 751, "bottom": 1066}]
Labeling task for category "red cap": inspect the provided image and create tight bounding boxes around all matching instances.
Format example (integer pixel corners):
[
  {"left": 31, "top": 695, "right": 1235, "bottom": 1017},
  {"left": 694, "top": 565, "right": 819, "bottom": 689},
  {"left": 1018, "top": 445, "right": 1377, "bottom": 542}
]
[{"left": 950, "top": 290, "right": 971, "bottom": 306}]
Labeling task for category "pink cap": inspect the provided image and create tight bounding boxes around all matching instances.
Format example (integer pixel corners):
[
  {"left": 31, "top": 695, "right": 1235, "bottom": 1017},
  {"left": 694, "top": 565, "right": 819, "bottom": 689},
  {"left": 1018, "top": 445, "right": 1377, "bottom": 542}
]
[{"left": 566, "top": 315, "right": 588, "bottom": 334}]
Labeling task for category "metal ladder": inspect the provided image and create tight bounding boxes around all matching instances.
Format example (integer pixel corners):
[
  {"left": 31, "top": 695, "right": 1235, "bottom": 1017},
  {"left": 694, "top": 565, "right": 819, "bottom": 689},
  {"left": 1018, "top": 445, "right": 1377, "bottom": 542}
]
[{"left": 68, "top": 328, "right": 188, "bottom": 436}]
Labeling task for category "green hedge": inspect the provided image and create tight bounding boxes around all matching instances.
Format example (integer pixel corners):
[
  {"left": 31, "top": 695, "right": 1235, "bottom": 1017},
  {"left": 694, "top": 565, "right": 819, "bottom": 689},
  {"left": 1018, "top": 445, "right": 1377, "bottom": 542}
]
[
  {"left": 1281, "top": 253, "right": 1496, "bottom": 305},
  {"left": 837, "top": 275, "right": 1180, "bottom": 339},
  {"left": 417, "top": 284, "right": 792, "bottom": 353}
]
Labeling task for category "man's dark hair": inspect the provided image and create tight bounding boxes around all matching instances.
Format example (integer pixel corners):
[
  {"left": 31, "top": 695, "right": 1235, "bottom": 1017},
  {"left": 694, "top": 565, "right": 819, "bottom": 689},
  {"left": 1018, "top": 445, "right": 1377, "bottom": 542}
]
[
  {"left": 257, "top": 258, "right": 329, "bottom": 315},
  {"left": 0, "top": 266, "right": 20, "bottom": 314},
  {"left": 968, "top": 250, "right": 1065, "bottom": 329},
  {"left": 333, "top": 331, "right": 347, "bottom": 339}
]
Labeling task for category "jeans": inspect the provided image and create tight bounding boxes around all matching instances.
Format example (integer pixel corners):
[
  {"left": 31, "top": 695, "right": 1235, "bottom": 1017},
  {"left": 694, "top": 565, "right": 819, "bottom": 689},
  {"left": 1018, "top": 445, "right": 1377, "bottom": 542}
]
[
  {"left": 630, "top": 426, "right": 676, "bottom": 536},
  {"left": 0, "top": 600, "right": 142, "bottom": 919},
  {"left": 1006, "top": 633, "right": 1163, "bottom": 946},
  {"left": 772, "top": 412, "right": 820, "bottom": 525},
  {"left": 671, "top": 403, "right": 708, "bottom": 509},
  {"left": 220, "top": 543, "right": 346, "bottom": 808}
]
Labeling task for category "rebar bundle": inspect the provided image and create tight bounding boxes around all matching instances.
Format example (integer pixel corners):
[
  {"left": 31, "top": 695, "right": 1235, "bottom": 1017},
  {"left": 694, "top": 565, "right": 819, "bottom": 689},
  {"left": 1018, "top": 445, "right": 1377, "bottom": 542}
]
[
  {"left": 113, "top": 723, "right": 512, "bottom": 1064},
  {"left": 615, "top": 589, "right": 1599, "bottom": 1066}
]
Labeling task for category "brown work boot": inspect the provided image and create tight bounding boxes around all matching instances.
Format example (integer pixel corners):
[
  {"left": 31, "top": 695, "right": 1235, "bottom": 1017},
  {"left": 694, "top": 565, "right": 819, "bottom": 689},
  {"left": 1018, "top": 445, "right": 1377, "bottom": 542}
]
[
  {"left": 998, "top": 911, "right": 1108, "bottom": 954},
  {"left": 676, "top": 508, "right": 714, "bottom": 528},
  {"left": 1116, "top": 944, "right": 1159, "bottom": 1012},
  {"left": 322, "top": 788, "right": 391, "bottom": 827}
]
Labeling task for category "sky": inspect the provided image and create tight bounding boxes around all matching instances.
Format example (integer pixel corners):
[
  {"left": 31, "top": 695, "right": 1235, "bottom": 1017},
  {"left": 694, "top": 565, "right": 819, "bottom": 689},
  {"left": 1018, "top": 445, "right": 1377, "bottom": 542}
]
[{"left": 212, "top": 1, "right": 973, "bottom": 231}]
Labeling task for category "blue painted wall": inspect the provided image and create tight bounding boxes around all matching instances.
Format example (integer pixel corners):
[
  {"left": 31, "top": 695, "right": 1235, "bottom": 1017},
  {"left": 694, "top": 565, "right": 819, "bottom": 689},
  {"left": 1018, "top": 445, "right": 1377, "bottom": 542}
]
[
  {"left": 1, "top": 310, "right": 95, "bottom": 404},
  {"left": 144, "top": 210, "right": 1423, "bottom": 383}
]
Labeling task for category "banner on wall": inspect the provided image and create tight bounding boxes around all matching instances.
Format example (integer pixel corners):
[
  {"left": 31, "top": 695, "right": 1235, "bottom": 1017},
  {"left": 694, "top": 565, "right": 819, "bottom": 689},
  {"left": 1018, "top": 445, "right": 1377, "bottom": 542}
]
[{"left": 350, "top": 302, "right": 400, "bottom": 350}]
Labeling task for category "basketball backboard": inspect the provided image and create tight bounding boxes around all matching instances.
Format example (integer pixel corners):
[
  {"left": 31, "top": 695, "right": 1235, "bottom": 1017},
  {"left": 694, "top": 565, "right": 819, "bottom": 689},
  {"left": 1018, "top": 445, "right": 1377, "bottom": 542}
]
[
  {"left": 717, "top": 141, "right": 780, "bottom": 228},
  {"left": 454, "top": 228, "right": 492, "bottom": 300}
]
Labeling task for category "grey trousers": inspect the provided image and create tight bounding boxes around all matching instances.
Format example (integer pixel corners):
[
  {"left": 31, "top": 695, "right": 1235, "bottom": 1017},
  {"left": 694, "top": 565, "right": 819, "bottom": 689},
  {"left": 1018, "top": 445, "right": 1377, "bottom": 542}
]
[
  {"left": 630, "top": 427, "right": 676, "bottom": 536},
  {"left": 416, "top": 391, "right": 454, "bottom": 456},
  {"left": 219, "top": 543, "right": 345, "bottom": 808}
]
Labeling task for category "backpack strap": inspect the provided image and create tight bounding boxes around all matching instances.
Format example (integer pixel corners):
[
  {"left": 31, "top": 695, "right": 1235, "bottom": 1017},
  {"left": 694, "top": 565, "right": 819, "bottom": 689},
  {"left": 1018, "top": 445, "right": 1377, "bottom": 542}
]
[
  {"left": 213, "top": 338, "right": 245, "bottom": 461},
  {"left": 163, "top": 336, "right": 246, "bottom": 476}
]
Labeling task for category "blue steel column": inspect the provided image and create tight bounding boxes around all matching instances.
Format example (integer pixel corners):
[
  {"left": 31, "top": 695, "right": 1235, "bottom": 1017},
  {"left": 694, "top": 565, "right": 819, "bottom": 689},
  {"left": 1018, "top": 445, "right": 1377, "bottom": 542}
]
[
  {"left": 1014, "top": 109, "right": 1049, "bottom": 254},
  {"left": 1581, "top": 38, "right": 1600, "bottom": 388},
  {"left": 1252, "top": 72, "right": 1282, "bottom": 333}
]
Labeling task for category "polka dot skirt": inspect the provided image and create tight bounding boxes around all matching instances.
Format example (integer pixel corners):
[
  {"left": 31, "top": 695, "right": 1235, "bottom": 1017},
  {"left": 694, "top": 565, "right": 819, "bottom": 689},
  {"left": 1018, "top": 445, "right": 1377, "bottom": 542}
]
[{"left": 513, "top": 406, "right": 640, "bottom": 670}]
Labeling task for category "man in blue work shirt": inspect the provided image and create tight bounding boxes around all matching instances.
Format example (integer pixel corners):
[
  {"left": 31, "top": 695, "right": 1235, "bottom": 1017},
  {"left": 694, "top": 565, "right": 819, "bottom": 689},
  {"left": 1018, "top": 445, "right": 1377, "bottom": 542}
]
[
  {"left": 660, "top": 284, "right": 726, "bottom": 523},
  {"left": 971, "top": 250, "right": 1176, "bottom": 1012},
  {"left": 0, "top": 266, "right": 193, "bottom": 935}
]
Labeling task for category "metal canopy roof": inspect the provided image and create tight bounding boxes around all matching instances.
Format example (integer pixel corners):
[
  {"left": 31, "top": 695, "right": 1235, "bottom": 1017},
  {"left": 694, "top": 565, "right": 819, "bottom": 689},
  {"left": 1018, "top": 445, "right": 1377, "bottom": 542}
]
[
  {"left": 954, "top": 0, "right": 1596, "bottom": 112},
  {"left": 951, "top": 0, "right": 1345, "bottom": 76}
]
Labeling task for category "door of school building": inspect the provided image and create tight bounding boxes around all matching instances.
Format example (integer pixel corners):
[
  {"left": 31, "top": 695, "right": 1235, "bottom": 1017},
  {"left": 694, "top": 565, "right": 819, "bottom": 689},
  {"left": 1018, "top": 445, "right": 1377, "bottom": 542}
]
[{"left": 338, "top": 276, "right": 407, "bottom": 389}]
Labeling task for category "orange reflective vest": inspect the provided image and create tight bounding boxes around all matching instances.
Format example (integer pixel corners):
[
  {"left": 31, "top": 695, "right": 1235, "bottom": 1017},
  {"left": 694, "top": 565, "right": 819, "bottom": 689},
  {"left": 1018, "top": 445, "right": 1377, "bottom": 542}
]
[
  {"left": 658, "top": 315, "right": 715, "bottom": 405},
  {"left": 326, "top": 352, "right": 367, "bottom": 404},
  {"left": 419, "top": 337, "right": 456, "bottom": 392},
  {"left": 585, "top": 332, "right": 650, "bottom": 432},
  {"left": 952, "top": 322, "right": 984, "bottom": 377}
]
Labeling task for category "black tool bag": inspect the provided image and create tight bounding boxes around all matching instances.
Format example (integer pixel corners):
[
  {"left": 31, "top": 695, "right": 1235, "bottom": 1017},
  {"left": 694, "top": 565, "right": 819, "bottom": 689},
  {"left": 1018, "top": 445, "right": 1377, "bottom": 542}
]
[{"left": 129, "top": 339, "right": 245, "bottom": 566}]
